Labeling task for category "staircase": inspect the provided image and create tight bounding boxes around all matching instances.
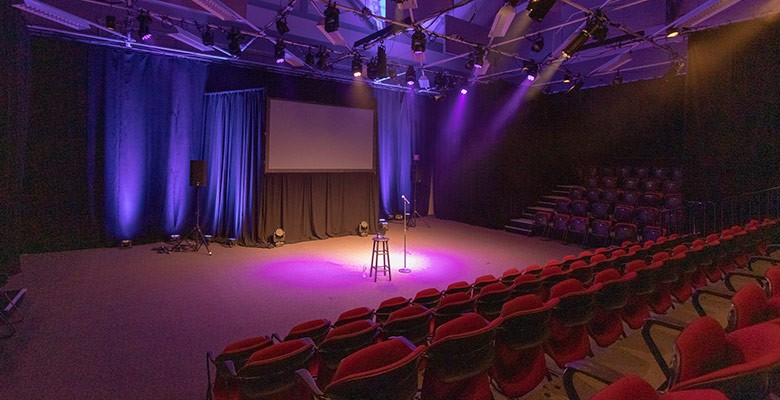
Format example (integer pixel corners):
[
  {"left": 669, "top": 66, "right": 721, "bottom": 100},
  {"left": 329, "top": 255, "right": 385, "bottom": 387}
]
[{"left": 504, "top": 185, "right": 579, "bottom": 236}]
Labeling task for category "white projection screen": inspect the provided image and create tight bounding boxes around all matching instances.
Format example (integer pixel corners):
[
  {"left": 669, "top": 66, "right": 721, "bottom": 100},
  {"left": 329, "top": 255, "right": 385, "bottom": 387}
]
[{"left": 266, "top": 98, "right": 376, "bottom": 172}]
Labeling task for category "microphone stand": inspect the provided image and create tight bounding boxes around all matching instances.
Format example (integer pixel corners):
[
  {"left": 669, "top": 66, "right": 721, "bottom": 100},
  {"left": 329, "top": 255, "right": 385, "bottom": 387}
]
[{"left": 399, "top": 196, "right": 411, "bottom": 273}]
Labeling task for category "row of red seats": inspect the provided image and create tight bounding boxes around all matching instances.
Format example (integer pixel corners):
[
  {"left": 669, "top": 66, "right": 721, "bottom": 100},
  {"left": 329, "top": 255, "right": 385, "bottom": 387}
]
[
  {"left": 581, "top": 165, "right": 684, "bottom": 183},
  {"left": 206, "top": 219, "right": 778, "bottom": 400}
]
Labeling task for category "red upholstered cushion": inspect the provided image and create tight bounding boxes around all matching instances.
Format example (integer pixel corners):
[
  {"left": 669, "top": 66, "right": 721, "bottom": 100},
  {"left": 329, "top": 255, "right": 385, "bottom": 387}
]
[
  {"left": 474, "top": 274, "right": 498, "bottom": 284},
  {"left": 414, "top": 287, "right": 441, "bottom": 300},
  {"left": 330, "top": 338, "right": 417, "bottom": 383},
  {"left": 502, "top": 268, "right": 521, "bottom": 278},
  {"left": 766, "top": 267, "right": 780, "bottom": 296},
  {"left": 325, "top": 320, "right": 376, "bottom": 340},
  {"left": 501, "top": 294, "right": 545, "bottom": 316},
  {"left": 674, "top": 317, "right": 743, "bottom": 384},
  {"left": 549, "top": 278, "right": 584, "bottom": 298},
  {"left": 570, "top": 260, "right": 588, "bottom": 269},
  {"left": 652, "top": 252, "right": 671, "bottom": 262},
  {"left": 432, "top": 313, "right": 488, "bottom": 342},
  {"left": 629, "top": 245, "right": 643, "bottom": 253},
  {"left": 446, "top": 281, "right": 470, "bottom": 291},
  {"left": 592, "top": 375, "right": 660, "bottom": 400},
  {"left": 730, "top": 284, "right": 770, "bottom": 330},
  {"left": 542, "top": 266, "right": 565, "bottom": 277},
  {"left": 378, "top": 296, "right": 409, "bottom": 309},
  {"left": 336, "top": 307, "right": 373, "bottom": 322},
  {"left": 438, "top": 291, "right": 471, "bottom": 307},
  {"left": 588, "top": 254, "right": 608, "bottom": 265},
  {"left": 480, "top": 282, "right": 508, "bottom": 295},
  {"left": 562, "top": 255, "right": 577, "bottom": 261},
  {"left": 610, "top": 249, "right": 627, "bottom": 258},
  {"left": 706, "top": 234, "right": 720, "bottom": 243},
  {"left": 222, "top": 336, "right": 272, "bottom": 355},
  {"left": 386, "top": 304, "right": 429, "bottom": 322},
  {"left": 672, "top": 245, "right": 688, "bottom": 255},
  {"left": 244, "top": 339, "right": 313, "bottom": 367},
  {"left": 579, "top": 250, "right": 593, "bottom": 258},
  {"left": 594, "top": 268, "right": 621, "bottom": 284},
  {"left": 594, "top": 247, "right": 609, "bottom": 254},
  {"left": 644, "top": 240, "right": 655, "bottom": 249},
  {"left": 545, "top": 260, "right": 560, "bottom": 268},
  {"left": 525, "top": 265, "right": 543, "bottom": 274},
  {"left": 514, "top": 274, "right": 539, "bottom": 284},
  {"left": 625, "top": 260, "right": 647, "bottom": 272},
  {"left": 288, "top": 319, "right": 330, "bottom": 336}
]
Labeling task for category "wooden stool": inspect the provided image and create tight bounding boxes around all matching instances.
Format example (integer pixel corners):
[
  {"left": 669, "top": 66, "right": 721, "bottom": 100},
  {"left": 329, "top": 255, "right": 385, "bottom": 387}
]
[{"left": 370, "top": 237, "right": 391, "bottom": 282}]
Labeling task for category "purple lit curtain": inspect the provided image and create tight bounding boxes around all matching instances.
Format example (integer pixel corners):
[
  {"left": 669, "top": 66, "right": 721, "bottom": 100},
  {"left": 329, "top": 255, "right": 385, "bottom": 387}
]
[
  {"left": 89, "top": 48, "right": 208, "bottom": 242},
  {"left": 377, "top": 89, "right": 416, "bottom": 217},
  {"left": 200, "top": 89, "right": 264, "bottom": 245}
]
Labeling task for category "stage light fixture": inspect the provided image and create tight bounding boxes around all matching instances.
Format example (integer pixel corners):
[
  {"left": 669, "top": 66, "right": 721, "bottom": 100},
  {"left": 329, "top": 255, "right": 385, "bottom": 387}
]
[
  {"left": 305, "top": 48, "right": 315, "bottom": 65},
  {"left": 378, "top": 219, "right": 389, "bottom": 237},
  {"left": 136, "top": 11, "right": 153, "bottom": 41},
  {"left": 405, "top": 65, "right": 416, "bottom": 86},
  {"left": 352, "top": 54, "right": 363, "bottom": 77},
  {"left": 201, "top": 26, "right": 214, "bottom": 46},
  {"left": 316, "top": 47, "right": 329, "bottom": 69},
  {"left": 120, "top": 239, "right": 133, "bottom": 249},
  {"left": 276, "top": 16, "right": 289, "bottom": 35},
  {"left": 524, "top": 60, "right": 538, "bottom": 81},
  {"left": 666, "top": 27, "right": 680, "bottom": 38},
  {"left": 460, "top": 87, "right": 468, "bottom": 94},
  {"left": 274, "top": 40, "right": 285, "bottom": 64},
  {"left": 562, "top": 71, "right": 572, "bottom": 83},
  {"left": 612, "top": 71, "right": 623, "bottom": 85},
  {"left": 324, "top": 2, "right": 340, "bottom": 33},
  {"left": 227, "top": 28, "right": 242, "bottom": 56},
  {"left": 105, "top": 15, "right": 116, "bottom": 30},
  {"left": 473, "top": 46, "right": 487, "bottom": 69},
  {"left": 168, "top": 234, "right": 180, "bottom": 243},
  {"left": 377, "top": 45, "right": 388, "bottom": 78},
  {"left": 226, "top": 237, "right": 237, "bottom": 247},
  {"left": 411, "top": 29, "right": 426, "bottom": 54},
  {"left": 531, "top": 36, "right": 544, "bottom": 52},
  {"left": 273, "top": 228, "right": 286, "bottom": 247},
  {"left": 366, "top": 58, "right": 378, "bottom": 80},
  {"left": 561, "top": 10, "right": 607, "bottom": 59},
  {"left": 358, "top": 221, "right": 369, "bottom": 237},
  {"left": 418, "top": 71, "right": 430, "bottom": 89},
  {"left": 526, "top": 0, "right": 557, "bottom": 22}
]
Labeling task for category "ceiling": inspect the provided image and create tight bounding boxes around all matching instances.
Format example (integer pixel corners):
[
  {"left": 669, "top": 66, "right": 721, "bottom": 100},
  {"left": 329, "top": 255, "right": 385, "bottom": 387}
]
[{"left": 12, "top": 0, "right": 780, "bottom": 94}]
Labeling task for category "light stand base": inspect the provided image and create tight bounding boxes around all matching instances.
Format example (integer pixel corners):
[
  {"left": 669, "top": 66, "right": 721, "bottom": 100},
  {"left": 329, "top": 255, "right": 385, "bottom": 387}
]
[{"left": 398, "top": 268, "right": 412, "bottom": 273}]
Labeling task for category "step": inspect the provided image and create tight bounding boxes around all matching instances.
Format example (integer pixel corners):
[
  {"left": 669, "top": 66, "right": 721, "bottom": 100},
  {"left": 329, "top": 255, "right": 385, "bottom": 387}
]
[
  {"left": 542, "top": 195, "right": 568, "bottom": 201},
  {"left": 551, "top": 189, "right": 570, "bottom": 195},
  {"left": 556, "top": 184, "right": 583, "bottom": 190},
  {"left": 505, "top": 225, "right": 532, "bottom": 235},
  {"left": 510, "top": 218, "right": 534, "bottom": 226},
  {"left": 538, "top": 200, "right": 556, "bottom": 207},
  {"left": 521, "top": 212, "right": 535, "bottom": 219},
  {"left": 527, "top": 206, "right": 554, "bottom": 213}
]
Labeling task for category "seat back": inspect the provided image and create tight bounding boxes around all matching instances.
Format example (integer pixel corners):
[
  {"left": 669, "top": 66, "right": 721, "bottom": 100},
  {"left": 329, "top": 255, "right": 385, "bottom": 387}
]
[
  {"left": 433, "top": 292, "right": 475, "bottom": 329},
  {"left": 238, "top": 338, "right": 316, "bottom": 399},
  {"left": 425, "top": 313, "right": 499, "bottom": 383},
  {"left": 318, "top": 320, "right": 381, "bottom": 387},
  {"left": 412, "top": 288, "right": 442, "bottom": 310},
  {"left": 474, "top": 282, "right": 512, "bottom": 321},
  {"left": 498, "top": 295, "right": 556, "bottom": 349},
  {"left": 325, "top": 338, "right": 425, "bottom": 400},
  {"left": 382, "top": 304, "right": 432, "bottom": 345},
  {"left": 375, "top": 297, "right": 410, "bottom": 324},
  {"left": 285, "top": 319, "right": 331, "bottom": 346},
  {"left": 550, "top": 279, "right": 598, "bottom": 327}
]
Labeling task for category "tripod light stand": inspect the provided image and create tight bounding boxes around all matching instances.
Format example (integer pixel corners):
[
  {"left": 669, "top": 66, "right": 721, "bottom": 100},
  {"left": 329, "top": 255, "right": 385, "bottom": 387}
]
[{"left": 167, "top": 160, "right": 212, "bottom": 256}]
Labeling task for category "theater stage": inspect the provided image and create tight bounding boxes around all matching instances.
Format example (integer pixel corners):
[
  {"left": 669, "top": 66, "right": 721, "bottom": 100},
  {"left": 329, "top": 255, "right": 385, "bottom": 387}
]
[{"left": 2, "top": 217, "right": 582, "bottom": 399}]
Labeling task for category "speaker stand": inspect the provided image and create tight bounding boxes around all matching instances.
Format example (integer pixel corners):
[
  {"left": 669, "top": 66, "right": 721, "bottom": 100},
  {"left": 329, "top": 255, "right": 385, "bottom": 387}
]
[{"left": 166, "top": 186, "right": 212, "bottom": 256}]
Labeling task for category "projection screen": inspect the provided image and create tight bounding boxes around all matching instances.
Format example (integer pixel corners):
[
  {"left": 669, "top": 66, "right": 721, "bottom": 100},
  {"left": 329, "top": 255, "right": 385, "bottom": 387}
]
[{"left": 266, "top": 98, "right": 376, "bottom": 173}]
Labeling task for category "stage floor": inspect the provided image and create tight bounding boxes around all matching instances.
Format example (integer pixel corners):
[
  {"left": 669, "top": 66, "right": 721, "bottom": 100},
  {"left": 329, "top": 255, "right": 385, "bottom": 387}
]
[{"left": 1, "top": 217, "right": 583, "bottom": 399}]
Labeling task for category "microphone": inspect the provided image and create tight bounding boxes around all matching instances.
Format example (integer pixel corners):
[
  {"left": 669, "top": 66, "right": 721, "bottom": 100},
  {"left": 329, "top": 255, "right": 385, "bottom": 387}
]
[{"left": 401, "top": 195, "right": 410, "bottom": 204}]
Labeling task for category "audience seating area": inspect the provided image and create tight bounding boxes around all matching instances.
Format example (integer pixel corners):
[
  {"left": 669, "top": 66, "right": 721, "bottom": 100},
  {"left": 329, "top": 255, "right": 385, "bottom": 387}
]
[
  {"left": 206, "top": 217, "right": 780, "bottom": 400},
  {"left": 509, "top": 165, "right": 689, "bottom": 246}
]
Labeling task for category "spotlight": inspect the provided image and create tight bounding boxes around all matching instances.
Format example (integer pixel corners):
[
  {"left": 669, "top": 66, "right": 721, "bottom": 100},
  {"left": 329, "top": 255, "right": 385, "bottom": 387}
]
[
  {"left": 167, "top": 234, "right": 180, "bottom": 243},
  {"left": 378, "top": 219, "right": 389, "bottom": 237},
  {"left": 418, "top": 71, "right": 430, "bottom": 89},
  {"left": 352, "top": 54, "right": 363, "bottom": 77},
  {"left": 226, "top": 237, "right": 237, "bottom": 247},
  {"left": 136, "top": 11, "right": 152, "bottom": 41},
  {"left": 305, "top": 48, "right": 315, "bottom": 65},
  {"left": 473, "top": 46, "right": 487, "bottom": 68},
  {"left": 526, "top": 0, "right": 557, "bottom": 22},
  {"left": 405, "top": 65, "right": 416, "bottom": 85},
  {"left": 460, "top": 87, "right": 468, "bottom": 94},
  {"left": 666, "top": 27, "right": 680, "bottom": 38},
  {"left": 561, "top": 31, "right": 588, "bottom": 59},
  {"left": 227, "top": 28, "right": 242, "bottom": 56},
  {"left": 562, "top": 71, "right": 572, "bottom": 83},
  {"left": 524, "top": 60, "right": 538, "bottom": 82},
  {"left": 105, "top": 15, "right": 116, "bottom": 30},
  {"left": 377, "top": 45, "right": 388, "bottom": 78},
  {"left": 358, "top": 221, "right": 369, "bottom": 237},
  {"left": 366, "top": 58, "right": 378, "bottom": 80},
  {"left": 273, "top": 228, "right": 285, "bottom": 247},
  {"left": 276, "top": 16, "right": 289, "bottom": 35},
  {"left": 531, "top": 36, "right": 544, "bottom": 52},
  {"left": 612, "top": 71, "right": 623, "bottom": 85},
  {"left": 316, "top": 47, "right": 329, "bottom": 69},
  {"left": 201, "top": 26, "right": 214, "bottom": 46},
  {"left": 561, "top": 10, "right": 607, "bottom": 59},
  {"left": 324, "top": 2, "right": 340, "bottom": 33},
  {"left": 119, "top": 239, "right": 133, "bottom": 249},
  {"left": 411, "top": 29, "right": 426, "bottom": 54},
  {"left": 274, "top": 40, "right": 285, "bottom": 64}
]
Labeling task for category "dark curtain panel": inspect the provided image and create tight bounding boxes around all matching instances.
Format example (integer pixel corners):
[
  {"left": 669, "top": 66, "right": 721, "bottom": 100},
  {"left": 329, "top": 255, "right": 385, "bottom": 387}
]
[
  {"left": 88, "top": 48, "right": 208, "bottom": 243},
  {"left": 260, "top": 173, "right": 379, "bottom": 246},
  {"left": 0, "top": 2, "right": 31, "bottom": 274},
  {"left": 201, "top": 89, "right": 264, "bottom": 245},
  {"left": 685, "top": 18, "right": 780, "bottom": 198},
  {"left": 376, "top": 89, "right": 414, "bottom": 217}
]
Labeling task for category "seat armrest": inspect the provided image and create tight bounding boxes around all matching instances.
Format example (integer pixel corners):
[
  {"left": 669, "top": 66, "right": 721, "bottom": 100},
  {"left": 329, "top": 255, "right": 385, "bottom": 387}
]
[
  {"left": 692, "top": 286, "right": 734, "bottom": 317},
  {"left": 724, "top": 270, "right": 766, "bottom": 292},
  {"left": 296, "top": 369, "right": 325, "bottom": 397},
  {"left": 641, "top": 315, "right": 687, "bottom": 385},
  {"left": 748, "top": 256, "right": 780, "bottom": 272},
  {"left": 563, "top": 359, "right": 625, "bottom": 400}
]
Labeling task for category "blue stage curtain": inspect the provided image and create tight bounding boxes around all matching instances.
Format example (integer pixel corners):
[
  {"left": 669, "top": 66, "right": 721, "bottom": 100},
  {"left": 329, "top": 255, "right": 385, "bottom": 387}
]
[
  {"left": 200, "top": 89, "right": 264, "bottom": 245},
  {"left": 376, "top": 89, "right": 416, "bottom": 217},
  {"left": 88, "top": 48, "right": 208, "bottom": 242}
]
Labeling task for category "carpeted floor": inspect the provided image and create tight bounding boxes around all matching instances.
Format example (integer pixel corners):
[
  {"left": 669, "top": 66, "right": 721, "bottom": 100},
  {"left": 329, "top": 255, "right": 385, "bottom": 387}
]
[{"left": 1, "top": 217, "right": 586, "bottom": 399}]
